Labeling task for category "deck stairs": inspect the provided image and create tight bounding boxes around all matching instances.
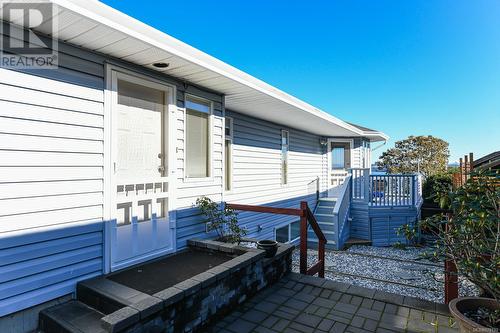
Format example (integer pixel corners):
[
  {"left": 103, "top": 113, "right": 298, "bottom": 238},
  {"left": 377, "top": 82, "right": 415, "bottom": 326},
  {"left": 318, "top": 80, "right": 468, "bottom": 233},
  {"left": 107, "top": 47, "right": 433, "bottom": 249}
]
[{"left": 308, "top": 197, "right": 348, "bottom": 250}]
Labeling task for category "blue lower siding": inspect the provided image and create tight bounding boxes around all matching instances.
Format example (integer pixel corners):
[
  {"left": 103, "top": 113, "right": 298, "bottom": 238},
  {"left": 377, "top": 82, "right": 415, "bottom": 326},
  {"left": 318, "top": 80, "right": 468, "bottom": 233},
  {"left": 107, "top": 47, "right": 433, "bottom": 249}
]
[
  {"left": 0, "top": 222, "right": 104, "bottom": 317},
  {"left": 369, "top": 207, "right": 419, "bottom": 246},
  {"left": 176, "top": 194, "right": 318, "bottom": 249}
]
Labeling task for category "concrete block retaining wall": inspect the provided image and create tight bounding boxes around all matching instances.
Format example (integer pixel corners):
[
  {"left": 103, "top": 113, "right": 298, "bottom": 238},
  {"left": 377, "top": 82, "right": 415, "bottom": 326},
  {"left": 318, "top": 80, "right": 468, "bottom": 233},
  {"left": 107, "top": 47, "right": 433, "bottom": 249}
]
[{"left": 101, "top": 239, "right": 294, "bottom": 333}]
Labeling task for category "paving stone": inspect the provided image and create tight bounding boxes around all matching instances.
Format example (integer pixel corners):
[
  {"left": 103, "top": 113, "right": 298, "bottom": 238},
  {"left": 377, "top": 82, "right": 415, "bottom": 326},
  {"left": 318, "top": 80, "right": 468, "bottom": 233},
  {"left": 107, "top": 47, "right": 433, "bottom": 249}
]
[
  {"left": 409, "top": 308, "right": 424, "bottom": 320},
  {"left": 274, "top": 309, "right": 297, "bottom": 321},
  {"left": 331, "top": 322, "right": 348, "bottom": 333},
  {"left": 340, "top": 294, "right": 352, "bottom": 304},
  {"left": 295, "top": 313, "right": 322, "bottom": 328},
  {"left": 255, "top": 301, "right": 280, "bottom": 313},
  {"left": 356, "top": 307, "right": 382, "bottom": 321},
  {"left": 383, "top": 303, "right": 398, "bottom": 315},
  {"left": 363, "top": 318, "right": 378, "bottom": 331},
  {"left": 372, "top": 301, "right": 386, "bottom": 312},
  {"left": 403, "top": 296, "right": 436, "bottom": 312},
  {"left": 253, "top": 326, "right": 278, "bottom": 333},
  {"left": 295, "top": 292, "right": 316, "bottom": 303},
  {"left": 346, "top": 326, "right": 369, "bottom": 333},
  {"left": 329, "top": 291, "right": 343, "bottom": 301},
  {"left": 261, "top": 315, "right": 280, "bottom": 329},
  {"left": 313, "top": 297, "right": 336, "bottom": 309},
  {"left": 379, "top": 313, "right": 408, "bottom": 330},
  {"left": 289, "top": 321, "right": 317, "bottom": 333},
  {"left": 272, "top": 318, "right": 290, "bottom": 331},
  {"left": 266, "top": 294, "right": 289, "bottom": 305},
  {"left": 317, "top": 318, "right": 335, "bottom": 331},
  {"left": 321, "top": 280, "right": 349, "bottom": 293},
  {"left": 276, "top": 288, "right": 296, "bottom": 298},
  {"left": 311, "top": 287, "right": 323, "bottom": 297},
  {"left": 373, "top": 291, "right": 404, "bottom": 305},
  {"left": 314, "top": 306, "right": 329, "bottom": 317},
  {"left": 376, "top": 328, "right": 399, "bottom": 333},
  {"left": 305, "top": 304, "right": 320, "bottom": 314},
  {"left": 225, "top": 319, "right": 256, "bottom": 333},
  {"left": 326, "top": 313, "right": 351, "bottom": 325},
  {"left": 333, "top": 302, "right": 358, "bottom": 315},
  {"left": 320, "top": 289, "right": 332, "bottom": 299},
  {"left": 349, "top": 296, "right": 363, "bottom": 307},
  {"left": 361, "top": 298, "right": 374, "bottom": 309},
  {"left": 350, "top": 316, "right": 365, "bottom": 328},
  {"left": 396, "top": 306, "right": 410, "bottom": 318},
  {"left": 346, "top": 285, "right": 377, "bottom": 299},
  {"left": 286, "top": 299, "right": 309, "bottom": 311},
  {"left": 241, "top": 309, "right": 268, "bottom": 323}
]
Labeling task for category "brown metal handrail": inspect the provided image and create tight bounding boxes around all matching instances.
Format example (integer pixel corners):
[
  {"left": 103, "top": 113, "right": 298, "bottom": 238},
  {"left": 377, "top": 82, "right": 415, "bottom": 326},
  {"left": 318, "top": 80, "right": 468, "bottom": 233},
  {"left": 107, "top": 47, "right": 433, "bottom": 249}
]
[{"left": 227, "top": 201, "right": 327, "bottom": 278}]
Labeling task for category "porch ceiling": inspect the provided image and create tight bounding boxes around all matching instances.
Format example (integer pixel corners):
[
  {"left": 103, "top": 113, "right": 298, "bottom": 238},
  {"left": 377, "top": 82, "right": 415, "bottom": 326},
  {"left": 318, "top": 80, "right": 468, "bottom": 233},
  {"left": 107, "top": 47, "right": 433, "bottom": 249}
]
[{"left": 4, "top": 0, "right": 387, "bottom": 141}]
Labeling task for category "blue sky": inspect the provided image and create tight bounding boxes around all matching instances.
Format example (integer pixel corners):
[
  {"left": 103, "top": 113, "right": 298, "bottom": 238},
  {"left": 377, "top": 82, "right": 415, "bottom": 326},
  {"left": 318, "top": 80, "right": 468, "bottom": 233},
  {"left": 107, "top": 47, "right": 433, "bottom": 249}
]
[{"left": 101, "top": 0, "right": 500, "bottom": 163}]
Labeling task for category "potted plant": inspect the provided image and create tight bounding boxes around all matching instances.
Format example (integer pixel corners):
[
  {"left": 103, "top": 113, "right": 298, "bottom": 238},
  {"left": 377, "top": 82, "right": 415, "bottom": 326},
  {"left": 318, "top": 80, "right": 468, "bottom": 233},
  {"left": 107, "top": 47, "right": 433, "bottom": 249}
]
[
  {"left": 196, "top": 197, "right": 247, "bottom": 244},
  {"left": 256, "top": 239, "right": 279, "bottom": 258},
  {"left": 420, "top": 169, "right": 499, "bottom": 332}
]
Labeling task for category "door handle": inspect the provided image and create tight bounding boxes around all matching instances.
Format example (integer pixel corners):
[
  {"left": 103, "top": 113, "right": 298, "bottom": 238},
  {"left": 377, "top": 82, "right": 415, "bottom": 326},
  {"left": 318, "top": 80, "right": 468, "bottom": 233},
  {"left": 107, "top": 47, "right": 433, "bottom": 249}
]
[{"left": 158, "top": 165, "right": 165, "bottom": 173}]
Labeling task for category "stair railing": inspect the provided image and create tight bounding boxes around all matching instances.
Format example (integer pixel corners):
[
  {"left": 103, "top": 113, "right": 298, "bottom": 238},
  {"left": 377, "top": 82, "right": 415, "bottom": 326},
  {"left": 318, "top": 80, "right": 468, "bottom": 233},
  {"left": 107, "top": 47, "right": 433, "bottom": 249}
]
[{"left": 227, "top": 201, "right": 327, "bottom": 278}]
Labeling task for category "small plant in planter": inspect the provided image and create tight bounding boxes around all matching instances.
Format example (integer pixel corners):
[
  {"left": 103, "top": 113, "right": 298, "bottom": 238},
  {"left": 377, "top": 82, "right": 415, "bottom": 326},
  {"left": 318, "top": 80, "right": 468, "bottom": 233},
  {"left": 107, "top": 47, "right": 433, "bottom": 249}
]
[
  {"left": 195, "top": 196, "right": 247, "bottom": 244},
  {"left": 419, "top": 169, "right": 499, "bottom": 332}
]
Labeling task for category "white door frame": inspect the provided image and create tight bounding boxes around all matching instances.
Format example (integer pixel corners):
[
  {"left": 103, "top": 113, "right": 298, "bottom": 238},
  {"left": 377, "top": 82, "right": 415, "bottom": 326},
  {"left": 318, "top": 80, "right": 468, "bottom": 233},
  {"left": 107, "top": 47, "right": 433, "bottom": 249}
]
[
  {"left": 327, "top": 138, "right": 354, "bottom": 188},
  {"left": 103, "top": 64, "right": 177, "bottom": 273}
]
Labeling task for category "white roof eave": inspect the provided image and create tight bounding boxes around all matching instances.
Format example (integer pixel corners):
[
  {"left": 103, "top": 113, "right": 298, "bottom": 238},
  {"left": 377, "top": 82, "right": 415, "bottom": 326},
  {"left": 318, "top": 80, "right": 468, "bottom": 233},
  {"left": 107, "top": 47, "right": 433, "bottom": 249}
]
[{"left": 47, "top": 0, "right": 384, "bottom": 139}]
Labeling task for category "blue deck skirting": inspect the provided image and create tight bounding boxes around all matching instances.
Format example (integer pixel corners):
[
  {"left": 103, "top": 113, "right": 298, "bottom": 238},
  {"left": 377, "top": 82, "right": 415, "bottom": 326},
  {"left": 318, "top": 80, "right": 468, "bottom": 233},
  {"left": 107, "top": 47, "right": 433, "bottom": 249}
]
[{"left": 0, "top": 222, "right": 104, "bottom": 317}]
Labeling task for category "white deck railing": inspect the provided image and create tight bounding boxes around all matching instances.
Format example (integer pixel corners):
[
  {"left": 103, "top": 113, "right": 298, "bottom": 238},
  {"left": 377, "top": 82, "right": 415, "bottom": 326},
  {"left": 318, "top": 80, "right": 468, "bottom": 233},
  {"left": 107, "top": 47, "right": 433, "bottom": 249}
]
[{"left": 349, "top": 169, "right": 422, "bottom": 207}]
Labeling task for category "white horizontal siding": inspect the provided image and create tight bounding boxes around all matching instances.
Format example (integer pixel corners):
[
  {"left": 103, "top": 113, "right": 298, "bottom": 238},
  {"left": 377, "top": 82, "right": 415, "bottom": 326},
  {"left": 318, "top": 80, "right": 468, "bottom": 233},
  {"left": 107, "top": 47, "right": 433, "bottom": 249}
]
[
  {"left": 175, "top": 97, "right": 224, "bottom": 209},
  {"left": 224, "top": 111, "right": 323, "bottom": 206},
  {"left": 0, "top": 66, "right": 104, "bottom": 234}
]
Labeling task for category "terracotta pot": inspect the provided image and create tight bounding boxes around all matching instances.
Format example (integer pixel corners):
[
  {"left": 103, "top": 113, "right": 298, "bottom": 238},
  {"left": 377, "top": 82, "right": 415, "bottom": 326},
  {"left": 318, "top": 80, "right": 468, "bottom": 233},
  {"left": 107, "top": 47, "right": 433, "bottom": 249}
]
[
  {"left": 257, "top": 240, "right": 279, "bottom": 258},
  {"left": 449, "top": 297, "right": 500, "bottom": 333}
]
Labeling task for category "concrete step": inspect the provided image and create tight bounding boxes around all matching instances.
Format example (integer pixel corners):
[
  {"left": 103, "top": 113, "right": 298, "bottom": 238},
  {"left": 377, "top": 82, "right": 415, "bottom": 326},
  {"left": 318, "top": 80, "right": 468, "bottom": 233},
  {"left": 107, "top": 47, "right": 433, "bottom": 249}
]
[
  {"left": 39, "top": 300, "right": 106, "bottom": 333},
  {"left": 77, "top": 277, "right": 151, "bottom": 315}
]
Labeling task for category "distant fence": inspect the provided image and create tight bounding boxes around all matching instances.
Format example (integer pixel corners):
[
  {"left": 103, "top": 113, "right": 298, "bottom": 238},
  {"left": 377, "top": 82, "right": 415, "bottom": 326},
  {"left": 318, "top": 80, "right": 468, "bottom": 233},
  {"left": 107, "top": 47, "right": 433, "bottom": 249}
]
[{"left": 452, "top": 152, "right": 474, "bottom": 188}]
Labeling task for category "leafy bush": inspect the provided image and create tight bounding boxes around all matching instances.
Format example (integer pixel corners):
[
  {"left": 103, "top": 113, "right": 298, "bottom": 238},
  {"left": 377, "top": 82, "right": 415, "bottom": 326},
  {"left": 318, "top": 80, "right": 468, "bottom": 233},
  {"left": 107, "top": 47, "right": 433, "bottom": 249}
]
[
  {"left": 422, "top": 173, "right": 452, "bottom": 205},
  {"left": 195, "top": 197, "right": 247, "bottom": 244},
  {"left": 420, "top": 169, "right": 499, "bottom": 304},
  {"left": 396, "top": 223, "right": 418, "bottom": 246}
]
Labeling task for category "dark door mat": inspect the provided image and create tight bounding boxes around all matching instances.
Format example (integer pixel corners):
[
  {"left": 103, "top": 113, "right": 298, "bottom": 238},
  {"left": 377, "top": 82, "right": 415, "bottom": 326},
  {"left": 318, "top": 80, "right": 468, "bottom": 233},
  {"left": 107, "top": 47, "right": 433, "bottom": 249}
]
[{"left": 108, "top": 249, "right": 234, "bottom": 294}]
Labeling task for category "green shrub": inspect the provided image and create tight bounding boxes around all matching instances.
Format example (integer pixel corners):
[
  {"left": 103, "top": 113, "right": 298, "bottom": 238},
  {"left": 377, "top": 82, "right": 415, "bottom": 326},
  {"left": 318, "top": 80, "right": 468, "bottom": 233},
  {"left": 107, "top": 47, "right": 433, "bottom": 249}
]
[
  {"left": 195, "top": 196, "right": 247, "bottom": 244},
  {"left": 422, "top": 173, "right": 452, "bottom": 204},
  {"left": 420, "top": 169, "right": 499, "bottom": 305}
]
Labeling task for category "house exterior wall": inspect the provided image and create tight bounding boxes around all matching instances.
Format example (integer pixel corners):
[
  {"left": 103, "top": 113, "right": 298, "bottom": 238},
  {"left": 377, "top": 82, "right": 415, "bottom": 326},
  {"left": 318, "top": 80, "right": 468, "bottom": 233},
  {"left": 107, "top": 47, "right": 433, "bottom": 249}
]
[
  {"left": 0, "top": 34, "right": 224, "bottom": 320},
  {"left": 0, "top": 222, "right": 104, "bottom": 318},
  {"left": 176, "top": 110, "right": 327, "bottom": 247}
]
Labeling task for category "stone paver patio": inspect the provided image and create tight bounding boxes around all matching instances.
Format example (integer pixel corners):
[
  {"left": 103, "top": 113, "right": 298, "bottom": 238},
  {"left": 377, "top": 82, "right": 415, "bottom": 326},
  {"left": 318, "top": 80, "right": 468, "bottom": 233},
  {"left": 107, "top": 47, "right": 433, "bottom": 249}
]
[{"left": 209, "top": 273, "right": 458, "bottom": 333}]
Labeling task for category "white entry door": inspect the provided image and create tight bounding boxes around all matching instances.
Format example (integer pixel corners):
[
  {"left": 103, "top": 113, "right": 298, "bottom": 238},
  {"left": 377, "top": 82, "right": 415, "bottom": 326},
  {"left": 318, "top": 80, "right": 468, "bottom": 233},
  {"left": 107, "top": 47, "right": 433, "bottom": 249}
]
[{"left": 109, "top": 70, "right": 176, "bottom": 271}]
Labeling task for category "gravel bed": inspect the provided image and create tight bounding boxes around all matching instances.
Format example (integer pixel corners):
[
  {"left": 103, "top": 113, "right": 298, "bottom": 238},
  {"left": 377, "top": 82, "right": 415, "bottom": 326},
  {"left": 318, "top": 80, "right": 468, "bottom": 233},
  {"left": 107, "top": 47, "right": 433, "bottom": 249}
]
[{"left": 291, "top": 246, "right": 480, "bottom": 303}]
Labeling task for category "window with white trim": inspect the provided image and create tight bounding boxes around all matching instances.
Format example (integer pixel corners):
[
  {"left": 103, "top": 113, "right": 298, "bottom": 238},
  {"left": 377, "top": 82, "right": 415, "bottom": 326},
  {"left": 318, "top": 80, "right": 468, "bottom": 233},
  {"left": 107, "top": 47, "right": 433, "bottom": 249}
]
[
  {"left": 224, "top": 117, "right": 233, "bottom": 191},
  {"left": 275, "top": 221, "right": 300, "bottom": 243},
  {"left": 185, "top": 97, "right": 211, "bottom": 178},
  {"left": 281, "top": 130, "right": 289, "bottom": 185}
]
